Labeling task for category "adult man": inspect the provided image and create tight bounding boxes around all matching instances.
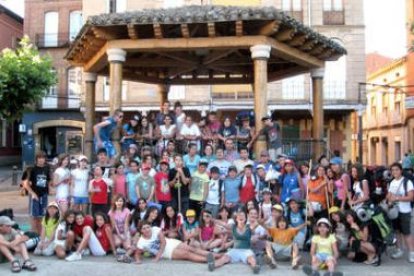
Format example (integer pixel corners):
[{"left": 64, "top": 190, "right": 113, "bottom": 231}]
[
  {"left": 208, "top": 148, "right": 231, "bottom": 180},
  {"left": 254, "top": 150, "right": 274, "bottom": 173},
  {"left": 223, "top": 138, "right": 239, "bottom": 163},
  {"left": 248, "top": 116, "right": 282, "bottom": 162},
  {"left": 23, "top": 151, "right": 51, "bottom": 234},
  {"left": 233, "top": 147, "right": 254, "bottom": 175},
  {"left": 0, "top": 216, "right": 37, "bottom": 272},
  {"left": 93, "top": 109, "right": 124, "bottom": 159},
  {"left": 155, "top": 101, "right": 176, "bottom": 126}
]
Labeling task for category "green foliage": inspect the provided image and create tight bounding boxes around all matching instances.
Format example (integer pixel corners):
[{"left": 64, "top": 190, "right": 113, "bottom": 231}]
[{"left": 0, "top": 36, "right": 56, "bottom": 120}]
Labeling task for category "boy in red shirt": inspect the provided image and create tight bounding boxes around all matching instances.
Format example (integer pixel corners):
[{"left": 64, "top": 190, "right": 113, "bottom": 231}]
[
  {"left": 154, "top": 158, "right": 172, "bottom": 208},
  {"left": 89, "top": 167, "right": 109, "bottom": 216}
]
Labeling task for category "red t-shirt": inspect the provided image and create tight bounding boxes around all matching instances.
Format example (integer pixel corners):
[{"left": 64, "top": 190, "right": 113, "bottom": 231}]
[
  {"left": 91, "top": 178, "right": 108, "bottom": 204},
  {"left": 74, "top": 215, "right": 94, "bottom": 238},
  {"left": 154, "top": 171, "right": 172, "bottom": 202},
  {"left": 240, "top": 177, "right": 255, "bottom": 204},
  {"left": 95, "top": 224, "right": 112, "bottom": 252}
]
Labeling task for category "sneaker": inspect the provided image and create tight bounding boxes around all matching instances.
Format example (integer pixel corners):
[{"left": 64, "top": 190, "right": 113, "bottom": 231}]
[
  {"left": 82, "top": 249, "right": 90, "bottom": 256},
  {"left": 252, "top": 265, "right": 260, "bottom": 274},
  {"left": 116, "top": 248, "right": 126, "bottom": 255},
  {"left": 391, "top": 248, "right": 404, "bottom": 259},
  {"left": 207, "top": 252, "right": 215, "bottom": 272},
  {"left": 65, "top": 252, "right": 82, "bottom": 262},
  {"left": 303, "top": 265, "right": 320, "bottom": 276},
  {"left": 263, "top": 254, "right": 277, "bottom": 269},
  {"left": 323, "top": 272, "right": 343, "bottom": 276},
  {"left": 364, "top": 255, "right": 379, "bottom": 265},
  {"left": 409, "top": 251, "right": 414, "bottom": 263},
  {"left": 33, "top": 246, "right": 41, "bottom": 256}
]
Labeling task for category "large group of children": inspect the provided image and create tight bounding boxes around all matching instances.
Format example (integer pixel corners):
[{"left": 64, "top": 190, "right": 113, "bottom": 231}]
[{"left": 1, "top": 103, "right": 413, "bottom": 275}]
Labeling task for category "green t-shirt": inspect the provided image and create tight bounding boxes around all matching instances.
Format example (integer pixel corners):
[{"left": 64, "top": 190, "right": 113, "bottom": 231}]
[
  {"left": 41, "top": 218, "right": 59, "bottom": 239},
  {"left": 312, "top": 234, "right": 336, "bottom": 256},
  {"left": 189, "top": 171, "right": 209, "bottom": 201},
  {"left": 136, "top": 175, "right": 155, "bottom": 200}
]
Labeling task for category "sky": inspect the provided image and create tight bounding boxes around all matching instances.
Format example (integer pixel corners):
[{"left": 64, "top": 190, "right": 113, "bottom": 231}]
[{"left": 0, "top": 0, "right": 409, "bottom": 59}]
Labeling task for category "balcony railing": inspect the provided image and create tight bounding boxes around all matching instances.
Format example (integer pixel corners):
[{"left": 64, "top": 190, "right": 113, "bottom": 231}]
[
  {"left": 212, "top": 91, "right": 253, "bottom": 100},
  {"left": 323, "top": 11, "right": 345, "bottom": 25},
  {"left": 281, "top": 139, "right": 328, "bottom": 162},
  {"left": 35, "top": 33, "right": 72, "bottom": 48}
]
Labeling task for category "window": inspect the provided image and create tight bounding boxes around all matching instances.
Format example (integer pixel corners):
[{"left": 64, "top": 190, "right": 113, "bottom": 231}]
[
  {"left": 169, "top": 86, "right": 186, "bottom": 100},
  {"left": 44, "top": 11, "right": 59, "bottom": 47},
  {"left": 323, "top": 0, "right": 344, "bottom": 25},
  {"left": 324, "top": 54, "right": 346, "bottom": 99},
  {"left": 0, "top": 119, "right": 6, "bottom": 147},
  {"left": 382, "top": 93, "right": 389, "bottom": 114},
  {"left": 323, "top": 0, "right": 343, "bottom": 11},
  {"left": 395, "top": 100, "right": 401, "bottom": 114},
  {"left": 370, "top": 96, "right": 377, "bottom": 117},
  {"left": 282, "top": 74, "right": 305, "bottom": 99},
  {"left": 282, "top": 0, "right": 302, "bottom": 11},
  {"left": 107, "top": 0, "right": 127, "bottom": 13},
  {"left": 69, "top": 11, "right": 83, "bottom": 42},
  {"left": 395, "top": 141, "right": 401, "bottom": 162}
]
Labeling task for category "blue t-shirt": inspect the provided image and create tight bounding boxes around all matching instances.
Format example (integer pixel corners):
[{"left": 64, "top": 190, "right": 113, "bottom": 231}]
[
  {"left": 289, "top": 210, "right": 306, "bottom": 234},
  {"left": 223, "top": 176, "right": 241, "bottom": 203},
  {"left": 99, "top": 117, "right": 117, "bottom": 141},
  {"left": 280, "top": 172, "right": 300, "bottom": 203},
  {"left": 208, "top": 159, "right": 231, "bottom": 179},
  {"left": 122, "top": 123, "right": 136, "bottom": 146},
  {"left": 127, "top": 172, "right": 140, "bottom": 205},
  {"left": 183, "top": 154, "right": 201, "bottom": 176}
]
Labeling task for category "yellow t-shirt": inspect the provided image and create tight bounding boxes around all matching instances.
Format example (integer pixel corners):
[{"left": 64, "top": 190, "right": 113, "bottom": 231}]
[
  {"left": 268, "top": 227, "right": 299, "bottom": 245},
  {"left": 41, "top": 218, "right": 59, "bottom": 239},
  {"left": 312, "top": 234, "right": 336, "bottom": 256}
]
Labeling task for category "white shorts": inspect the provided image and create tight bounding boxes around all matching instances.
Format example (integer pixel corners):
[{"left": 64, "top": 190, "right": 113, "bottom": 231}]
[
  {"left": 226, "top": 249, "right": 254, "bottom": 264},
  {"left": 271, "top": 242, "right": 292, "bottom": 260},
  {"left": 34, "top": 238, "right": 55, "bottom": 256},
  {"left": 53, "top": 239, "right": 66, "bottom": 249},
  {"left": 84, "top": 226, "right": 106, "bottom": 256},
  {"left": 162, "top": 238, "right": 182, "bottom": 260}
]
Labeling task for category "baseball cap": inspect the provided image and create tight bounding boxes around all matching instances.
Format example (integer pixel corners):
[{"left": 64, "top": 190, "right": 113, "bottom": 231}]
[
  {"left": 284, "top": 159, "right": 295, "bottom": 166},
  {"left": 186, "top": 209, "right": 196, "bottom": 217},
  {"left": 285, "top": 197, "right": 298, "bottom": 204},
  {"left": 277, "top": 153, "right": 288, "bottom": 159},
  {"left": 262, "top": 188, "right": 272, "bottom": 195},
  {"left": 330, "top": 158, "right": 342, "bottom": 165},
  {"left": 47, "top": 201, "right": 59, "bottom": 210},
  {"left": 328, "top": 206, "right": 340, "bottom": 214},
  {"left": 199, "top": 158, "right": 209, "bottom": 165},
  {"left": 159, "top": 158, "right": 169, "bottom": 165},
  {"left": 78, "top": 155, "right": 88, "bottom": 162},
  {"left": 272, "top": 204, "right": 283, "bottom": 212},
  {"left": 0, "top": 216, "right": 16, "bottom": 226},
  {"left": 317, "top": 218, "right": 331, "bottom": 228},
  {"left": 256, "top": 164, "right": 266, "bottom": 170},
  {"left": 142, "top": 165, "right": 151, "bottom": 170},
  {"left": 132, "top": 114, "right": 140, "bottom": 121}
]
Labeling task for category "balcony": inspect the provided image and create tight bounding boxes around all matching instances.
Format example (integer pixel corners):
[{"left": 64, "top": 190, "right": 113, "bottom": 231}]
[
  {"left": 35, "top": 33, "right": 71, "bottom": 49},
  {"left": 323, "top": 11, "right": 345, "bottom": 25},
  {"left": 390, "top": 111, "right": 403, "bottom": 125},
  {"left": 212, "top": 91, "right": 253, "bottom": 100}
]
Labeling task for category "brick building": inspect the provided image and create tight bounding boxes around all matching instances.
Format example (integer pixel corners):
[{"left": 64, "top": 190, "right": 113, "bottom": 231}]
[{"left": 0, "top": 3, "right": 23, "bottom": 165}]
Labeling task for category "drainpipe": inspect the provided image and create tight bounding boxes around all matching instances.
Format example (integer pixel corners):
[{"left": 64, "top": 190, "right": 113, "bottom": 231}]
[{"left": 307, "top": 0, "right": 312, "bottom": 27}]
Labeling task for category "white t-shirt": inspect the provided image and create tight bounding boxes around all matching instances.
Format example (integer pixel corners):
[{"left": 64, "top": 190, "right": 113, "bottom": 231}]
[
  {"left": 175, "top": 113, "right": 186, "bottom": 131},
  {"left": 180, "top": 123, "right": 201, "bottom": 137},
  {"left": 55, "top": 167, "right": 70, "bottom": 199},
  {"left": 71, "top": 169, "right": 89, "bottom": 197},
  {"left": 137, "top": 226, "right": 162, "bottom": 256},
  {"left": 54, "top": 222, "right": 67, "bottom": 241},
  {"left": 206, "top": 179, "right": 222, "bottom": 205},
  {"left": 233, "top": 159, "right": 254, "bottom": 175},
  {"left": 260, "top": 202, "right": 273, "bottom": 225},
  {"left": 389, "top": 177, "right": 414, "bottom": 213},
  {"left": 250, "top": 224, "right": 267, "bottom": 237}
]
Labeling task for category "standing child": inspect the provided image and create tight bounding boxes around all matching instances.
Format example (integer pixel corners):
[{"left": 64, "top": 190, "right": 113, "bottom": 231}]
[
  {"left": 205, "top": 166, "right": 223, "bottom": 218},
  {"left": 108, "top": 194, "right": 131, "bottom": 253},
  {"left": 53, "top": 154, "right": 71, "bottom": 214},
  {"left": 154, "top": 159, "right": 172, "bottom": 208},
  {"left": 71, "top": 156, "right": 90, "bottom": 212},
  {"left": 112, "top": 164, "right": 127, "bottom": 198},
  {"left": 136, "top": 165, "right": 155, "bottom": 205},
  {"left": 54, "top": 210, "right": 76, "bottom": 259},
  {"left": 303, "top": 218, "right": 342, "bottom": 276},
  {"left": 89, "top": 166, "right": 109, "bottom": 215},
  {"left": 34, "top": 202, "right": 60, "bottom": 256},
  {"left": 126, "top": 160, "right": 140, "bottom": 209}
]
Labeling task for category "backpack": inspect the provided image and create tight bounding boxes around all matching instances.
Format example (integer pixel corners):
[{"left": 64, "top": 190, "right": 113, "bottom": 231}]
[{"left": 402, "top": 174, "right": 414, "bottom": 208}]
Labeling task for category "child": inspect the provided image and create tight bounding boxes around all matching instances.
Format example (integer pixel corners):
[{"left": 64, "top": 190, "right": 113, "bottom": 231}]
[
  {"left": 34, "top": 202, "right": 60, "bottom": 256},
  {"left": 71, "top": 156, "right": 90, "bottom": 212},
  {"left": 329, "top": 206, "right": 349, "bottom": 253},
  {"left": 268, "top": 204, "right": 284, "bottom": 227},
  {"left": 112, "top": 164, "right": 127, "bottom": 198},
  {"left": 136, "top": 165, "right": 155, "bottom": 204},
  {"left": 303, "top": 218, "right": 342, "bottom": 276},
  {"left": 263, "top": 216, "right": 307, "bottom": 269},
  {"left": 222, "top": 165, "right": 241, "bottom": 212},
  {"left": 143, "top": 206, "right": 161, "bottom": 227},
  {"left": 205, "top": 166, "right": 223, "bottom": 218},
  {"left": 161, "top": 205, "right": 183, "bottom": 239},
  {"left": 193, "top": 210, "right": 222, "bottom": 250},
  {"left": 53, "top": 154, "right": 71, "bottom": 214},
  {"left": 126, "top": 160, "right": 140, "bottom": 209},
  {"left": 182, "top": 209, "right": 200, "bottom": 245},
  {"left": 286, "top": 198, "right": 307, "bottom": 249},
  {"left": 259, "top": 188, "right": 273, "bottom": 226},
  {"left": 108, "top": 194, "right": 131, "bottom": 253},
  {"left": 54, "top": 210, "right": 76, "bottom": 259},
  {"left": 94, "top": 212, "right": 117, "bottom": 256},
  {"left": 154, "top": 158, "right": 172, "bottom": 208},
  {"left": 89, "top": 166, "right": 110, "bottom": 216}
]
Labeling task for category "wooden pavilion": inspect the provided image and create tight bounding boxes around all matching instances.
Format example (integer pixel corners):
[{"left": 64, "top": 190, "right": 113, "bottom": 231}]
[{"left": 65, "top": 5, "right": 347, "bottom": 161}]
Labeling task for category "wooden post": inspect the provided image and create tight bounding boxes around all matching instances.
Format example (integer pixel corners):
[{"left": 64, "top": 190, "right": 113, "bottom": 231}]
[
  {"left": 83, "top": 72, "right": 97, "bottom": 162},
  {"left": 158, "top": 84, "right": 169, "bottom": 104},
  {"left": 250, "top": 45, "right": 271, "bottom": 158},
  {"left": 311, "top": 68, "right": 325, "bottom": 161},
  {"left": 107, "top": 48, "right": 126, "bottom": 159}
]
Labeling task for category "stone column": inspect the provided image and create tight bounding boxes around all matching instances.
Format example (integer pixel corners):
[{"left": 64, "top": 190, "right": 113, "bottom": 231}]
[
  {"left": 311, "top": 68, "right": 325, "bottom": 160},
  {"left": 107, "top": 48, "right": 126, "bottom": 159},
  {"left": 250, "top": 45, "right": 271, "bottom": 158},
  {"left": 83, "top": 72, "right": 97, "bottom": 162}
]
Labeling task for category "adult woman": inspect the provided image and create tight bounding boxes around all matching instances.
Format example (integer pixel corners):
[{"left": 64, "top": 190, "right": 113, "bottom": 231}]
[
  {"left": 53, "top": 154, "right": 71, "bottom": 214},
  {"left": 155, "top": 115, "right": 176, "bottom": 157},
  {"left": 202, "top": 144, "right": 216, "bottom": 163},
  {"left": 137, "top": 116, "right": 153, "bottom": 147},
  {"left": 135, "top": 220, "right": 217, "bottom": 264},
  {"left": 180, "top": 116, "right": 201, "bottom": 152},
  {"left": 307, "top": 165, "right": 330, "bottom": 220},
  {"left": 199, "top": 117, "right": 215, "bottom": 151},
  {"left": 217, "top": 117, "right": 237, "bottom": 146},
  {"left": 236, "top": 117, "right": 255, "bottom": 150},
  {"left": 330, "top": 159, "right": 351, "bottom": 210},
  {"left": 174, "top": 101, "right": 186, "bottom": 132},
  {"left": 386, "top": 162, "right": 414, "bottom": 262},
  {"left": 349, "top": 165, "right": 370, "bottom": 210},
  {"left": 279, "top": 159, "right": 304, "bottom": 203},
  {"left": 121, "top": 115, "right": 139, "bottom": 152}
]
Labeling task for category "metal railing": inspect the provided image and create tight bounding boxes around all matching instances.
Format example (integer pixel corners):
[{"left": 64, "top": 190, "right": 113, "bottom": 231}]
[
  {"left": 281, "top": 139, "right": 328, "bottom": 162},
  {"left": 35, "top": 33, "right": 72, "bottom": 48}
]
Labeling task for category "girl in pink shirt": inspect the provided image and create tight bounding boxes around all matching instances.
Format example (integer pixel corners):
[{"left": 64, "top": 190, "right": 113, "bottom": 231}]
[
  {"left": 112, "top": 164, "right": 127, "bottom": 197},
  {"left": 108, "top": 194, "right": 131, "bottom": 253}
]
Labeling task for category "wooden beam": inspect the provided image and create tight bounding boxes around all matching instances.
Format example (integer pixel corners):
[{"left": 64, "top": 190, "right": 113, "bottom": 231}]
[
  {"left": 180, "top": 23, "right": 190, "bottom": 38},
  {"left": 275, "top": 28, "right": 296, "bottom": 42},
  {"left": 123, "top": 72, "right": 165, "bottom": 85},
  {"left": 202, "top": 50, "right": 235, "bottom": 65},
  {"left": 235, "top": 20, "right": 243, "bottom": 36},
  {"left": 206, "top": 65, "right": 251, "bottom": 75},
  {"left": 309, "top": 45, "right": 326, "bottom": 55},
  {"left": 127, "top": 24, "right": 138, "bottom": 39},
  {"left": 268, "top": 66, "right": 309, "bottom": 82},
  {"left": 124, "top": 58, "right": 183, "bottom": 67},
  {"left": 158, "top": 52, "right": 199, "bottom": 65},
  {"left": 91, "top": 27, "right": 117, "bottom": 40},
  {"left": 169, "top": 76, "right": 253, "bottom": 85},
  {"left": 258, "top": 20, "right": 280, "bottom": 36},
  {"left": 153, "top": 23, "right": 163, "bottom": 39},
  {"left": 317, "top": 49, "right": 334, "bottom": 60},
  {"left": 167, "top": 66, "right": 198, "bottom": 79},
  {"left": 207, "top": 22, "right": 216, "bottom": 37},
  {"left": 288, "top": 34, "right": 308, "bottom": 47},
  {"left": 83, "top": 43, "right": 108, "bottom": 72}
]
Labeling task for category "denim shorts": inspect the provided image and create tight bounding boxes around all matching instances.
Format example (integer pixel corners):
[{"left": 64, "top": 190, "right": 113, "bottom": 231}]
[
  {"left": 29, "top": 193, "right": 48, "bottom": 218},
  {"left": 316, "top": 253, "right": 333, "bottom": 262},
  {"left": 95, "top": 140, "right": 116, "bottom": 158},
  {"left": 226, "top": 249, "right": 254, "bottom": 263},
  {"left": 73, "top": 197, "right": 89, "bottom": 205}
]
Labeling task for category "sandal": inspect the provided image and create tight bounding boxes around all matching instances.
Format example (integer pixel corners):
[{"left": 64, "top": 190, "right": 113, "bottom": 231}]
[
  {"left": 10, "top": 259, "right": 21, "bottom": 273},
  {"left": 117, "top": 255, "right": 132, "bottom": 264},
  {"left": 21, "top": 259, "right": 37, "bottom": 271}
]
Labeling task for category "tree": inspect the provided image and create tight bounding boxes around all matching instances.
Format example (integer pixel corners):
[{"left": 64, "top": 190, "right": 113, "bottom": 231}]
[{"left": 0, "top": 36, "right": 56, "bottom": 120}]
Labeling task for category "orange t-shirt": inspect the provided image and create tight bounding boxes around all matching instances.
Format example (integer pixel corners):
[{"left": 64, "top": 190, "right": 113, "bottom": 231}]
[
  {"left": 268, "top": 227, "right": 299, "bottom": 245},
  {"left": 308, "top": 177, "right": 327, "bottom": 209}
]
